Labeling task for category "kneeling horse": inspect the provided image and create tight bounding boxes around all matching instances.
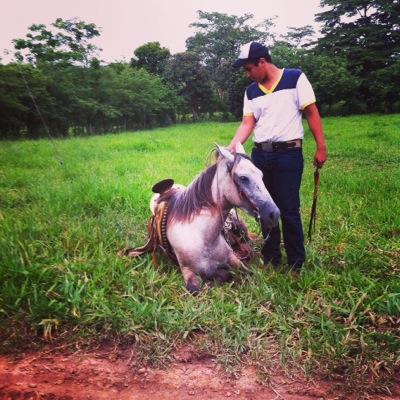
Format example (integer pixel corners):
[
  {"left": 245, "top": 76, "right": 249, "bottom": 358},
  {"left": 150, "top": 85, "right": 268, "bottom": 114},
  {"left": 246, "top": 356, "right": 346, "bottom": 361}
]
[{"left": 125, "top": 145, "right": 280, "bottom": 293}]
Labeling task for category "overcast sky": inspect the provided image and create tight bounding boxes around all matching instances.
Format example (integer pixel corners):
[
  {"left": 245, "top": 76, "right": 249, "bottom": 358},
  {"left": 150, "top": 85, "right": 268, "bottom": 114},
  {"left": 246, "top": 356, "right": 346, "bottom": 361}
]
[{"left": 1, "top": 0, "right": 323, "bottom": 63}]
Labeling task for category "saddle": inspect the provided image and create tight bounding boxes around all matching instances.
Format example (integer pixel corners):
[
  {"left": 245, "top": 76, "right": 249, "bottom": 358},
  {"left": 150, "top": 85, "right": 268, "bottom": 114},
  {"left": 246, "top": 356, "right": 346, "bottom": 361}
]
[
  {"left": 119, "top": 179, "right": 255, "bottom": 264},
  {"left": 118, "top": 179, "right": 178, "bottom": 264}
]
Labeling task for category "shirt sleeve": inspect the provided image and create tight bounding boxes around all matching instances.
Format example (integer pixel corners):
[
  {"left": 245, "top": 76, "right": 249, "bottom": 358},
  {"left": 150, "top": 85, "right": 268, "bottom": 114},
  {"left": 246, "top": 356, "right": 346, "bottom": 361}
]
[
  {"left": 297, "top": 73, "right": 316, "bottom": 110},
  {"left": 243, "top": 92, "right": 254, "bottom": 116}
]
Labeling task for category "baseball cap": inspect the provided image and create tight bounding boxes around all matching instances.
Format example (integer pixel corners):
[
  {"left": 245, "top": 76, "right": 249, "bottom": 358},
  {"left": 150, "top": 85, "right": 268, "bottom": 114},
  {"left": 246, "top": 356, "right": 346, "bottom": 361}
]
[{"left": 233, "top": 42, "right": 270, "bottom": 68}]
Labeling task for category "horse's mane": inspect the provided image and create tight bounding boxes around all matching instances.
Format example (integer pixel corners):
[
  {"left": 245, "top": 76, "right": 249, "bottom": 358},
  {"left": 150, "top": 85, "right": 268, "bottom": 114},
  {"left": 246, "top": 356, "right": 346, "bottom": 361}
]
[
  {"left": 159, "top": 162, "right": 218, "bottom": 223},
  {"left": 157, "top": 151, "right": 252, "bottom": 223}
]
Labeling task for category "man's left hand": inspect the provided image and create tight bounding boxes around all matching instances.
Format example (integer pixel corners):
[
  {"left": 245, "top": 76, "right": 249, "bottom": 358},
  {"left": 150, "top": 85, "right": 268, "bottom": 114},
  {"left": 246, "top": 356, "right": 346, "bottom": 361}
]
[{"left": 314, "top": 147, "right": 327, "bottom": 168}]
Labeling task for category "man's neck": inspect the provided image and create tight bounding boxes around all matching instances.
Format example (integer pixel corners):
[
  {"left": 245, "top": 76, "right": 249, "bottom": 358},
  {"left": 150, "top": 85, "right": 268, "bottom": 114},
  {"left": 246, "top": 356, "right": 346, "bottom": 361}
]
[{"left": 260, "top": 64, "right": 283, "bottom": 87}]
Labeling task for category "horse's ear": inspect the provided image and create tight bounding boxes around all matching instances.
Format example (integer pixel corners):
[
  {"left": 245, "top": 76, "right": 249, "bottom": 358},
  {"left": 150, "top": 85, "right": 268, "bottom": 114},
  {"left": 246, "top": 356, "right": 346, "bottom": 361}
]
[{"left": 215, "top": 144, "right": 234, "bottom": 163}]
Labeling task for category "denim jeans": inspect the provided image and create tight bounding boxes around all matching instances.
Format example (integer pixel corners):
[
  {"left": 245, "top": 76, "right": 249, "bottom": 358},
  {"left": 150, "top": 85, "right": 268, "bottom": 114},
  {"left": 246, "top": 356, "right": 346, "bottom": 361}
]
[{"left": 251, "top": 147, "right": 305, "bottom": 269}]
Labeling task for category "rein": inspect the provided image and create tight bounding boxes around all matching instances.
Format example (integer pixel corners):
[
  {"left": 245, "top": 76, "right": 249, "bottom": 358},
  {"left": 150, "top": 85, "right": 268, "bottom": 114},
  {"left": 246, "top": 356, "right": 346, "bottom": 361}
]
[{"left": 308, "top": 166, "right": 321, "bottom": 241}]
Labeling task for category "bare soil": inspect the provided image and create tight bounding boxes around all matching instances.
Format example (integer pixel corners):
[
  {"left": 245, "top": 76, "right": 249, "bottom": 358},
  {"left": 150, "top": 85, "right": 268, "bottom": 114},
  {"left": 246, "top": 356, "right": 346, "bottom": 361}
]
[{"left": 0, "top": 344, "right": 399, "bottom": 400}]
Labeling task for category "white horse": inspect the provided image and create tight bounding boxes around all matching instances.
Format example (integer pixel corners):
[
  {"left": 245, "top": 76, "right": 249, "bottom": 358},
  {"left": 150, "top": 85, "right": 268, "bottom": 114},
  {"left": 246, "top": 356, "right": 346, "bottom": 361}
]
[{"left": 154, "top": 144, "right": 280, "bottom": 293}]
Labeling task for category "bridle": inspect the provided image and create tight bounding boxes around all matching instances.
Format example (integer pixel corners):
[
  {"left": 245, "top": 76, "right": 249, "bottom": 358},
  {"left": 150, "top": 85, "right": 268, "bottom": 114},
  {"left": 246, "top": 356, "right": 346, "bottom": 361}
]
[{"left": 225, "top": 154, "right": 270, "bottom": 245}]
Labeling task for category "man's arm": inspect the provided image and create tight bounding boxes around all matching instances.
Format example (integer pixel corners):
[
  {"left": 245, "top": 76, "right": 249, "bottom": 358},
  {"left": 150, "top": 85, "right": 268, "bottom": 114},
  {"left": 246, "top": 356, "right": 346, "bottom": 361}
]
[
  {"left": 228, "top": 115, "right": 256, "bottom": 152},
  {"left": 302, "top": 103, "right": 327, "bottom": 167}
]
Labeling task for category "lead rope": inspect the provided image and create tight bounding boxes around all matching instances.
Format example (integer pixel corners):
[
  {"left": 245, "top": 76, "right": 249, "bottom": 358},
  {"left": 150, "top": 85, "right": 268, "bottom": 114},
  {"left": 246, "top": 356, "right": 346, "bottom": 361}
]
[{"left": 308, "top": 166, "right": 321, "bottom": 241}]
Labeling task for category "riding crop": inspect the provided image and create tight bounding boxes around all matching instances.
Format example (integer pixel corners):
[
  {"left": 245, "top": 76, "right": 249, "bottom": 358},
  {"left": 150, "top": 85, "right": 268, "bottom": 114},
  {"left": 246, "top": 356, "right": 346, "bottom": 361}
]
[{"left": 308, "top": 166, "right": 321, "bottom": 241}]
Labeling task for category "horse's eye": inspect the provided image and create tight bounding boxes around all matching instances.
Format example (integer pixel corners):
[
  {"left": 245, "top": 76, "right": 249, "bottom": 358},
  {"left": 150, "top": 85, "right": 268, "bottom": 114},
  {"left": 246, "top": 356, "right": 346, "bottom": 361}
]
[{"left": 239, "top": 176, "right": 249, "bottom": 184}]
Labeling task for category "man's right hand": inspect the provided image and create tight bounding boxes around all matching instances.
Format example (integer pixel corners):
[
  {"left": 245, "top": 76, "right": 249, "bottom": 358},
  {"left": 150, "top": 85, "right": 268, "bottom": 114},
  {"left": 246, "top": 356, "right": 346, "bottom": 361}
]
[
  {"left": 227, "top": 141, "right": 238, "bottom": 153},
  {"left": 228, "top": 115, "right": 255, "bottom": 153}
]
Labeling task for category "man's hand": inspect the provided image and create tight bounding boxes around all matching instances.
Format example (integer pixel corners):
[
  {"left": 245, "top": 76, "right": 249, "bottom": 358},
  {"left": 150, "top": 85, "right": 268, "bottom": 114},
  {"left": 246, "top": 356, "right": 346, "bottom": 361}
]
[
  {"left": 227, "top": 141, "right": 238, "bottom": 153},
  {"left": 303, "top": 104, "right": 327, "bottom": 169},
  {"left": 314, "top": 146, "right": 327, "bottom": 168},
  {"left": 228, "top": 115, "right": 255, "bottom": 152}
]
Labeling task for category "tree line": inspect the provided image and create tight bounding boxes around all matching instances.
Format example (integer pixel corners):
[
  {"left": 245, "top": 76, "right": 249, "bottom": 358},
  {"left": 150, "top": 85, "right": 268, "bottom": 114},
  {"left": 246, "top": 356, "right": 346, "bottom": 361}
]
[{"left": 1, "top": 0, "right": 399, "bottom": 139}]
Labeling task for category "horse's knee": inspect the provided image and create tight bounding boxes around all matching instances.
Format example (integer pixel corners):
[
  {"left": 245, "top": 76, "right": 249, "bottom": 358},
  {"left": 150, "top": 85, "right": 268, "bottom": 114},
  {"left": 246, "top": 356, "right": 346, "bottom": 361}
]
[
  {"left": 180, "top": 265, "right": 201, "bottom": 295},
  {"left": 186, "top": 279, "right": 201, "bottom": 295},
  {"left": 214, "top": 267, "right": 232, "bottom": 284}
]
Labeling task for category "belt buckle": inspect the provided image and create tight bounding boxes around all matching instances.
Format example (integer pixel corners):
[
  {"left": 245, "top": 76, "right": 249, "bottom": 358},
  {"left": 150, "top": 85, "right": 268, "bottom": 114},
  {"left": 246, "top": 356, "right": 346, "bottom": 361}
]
[{"left": 261, "top": 141, "right": 273, "bottom": 151}]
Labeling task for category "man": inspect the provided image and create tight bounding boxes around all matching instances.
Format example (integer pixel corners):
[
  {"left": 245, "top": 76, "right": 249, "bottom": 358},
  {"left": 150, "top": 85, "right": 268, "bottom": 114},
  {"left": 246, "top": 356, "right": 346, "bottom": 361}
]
[{"left": 228, "top": 42, "right": 327, "bottom": 272}]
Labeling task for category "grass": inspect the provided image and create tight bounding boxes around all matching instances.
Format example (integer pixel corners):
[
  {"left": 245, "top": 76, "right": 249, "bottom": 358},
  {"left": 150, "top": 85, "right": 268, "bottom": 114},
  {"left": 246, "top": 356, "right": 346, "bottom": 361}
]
[{"left": 0, "top": 115, "right": 399, "bottom": 394}]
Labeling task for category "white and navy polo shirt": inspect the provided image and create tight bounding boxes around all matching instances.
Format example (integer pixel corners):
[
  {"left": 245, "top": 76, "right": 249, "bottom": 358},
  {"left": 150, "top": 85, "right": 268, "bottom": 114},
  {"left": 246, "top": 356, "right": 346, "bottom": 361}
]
[{"left": 243, "top": 68, "right": 316, "bottom": 143}]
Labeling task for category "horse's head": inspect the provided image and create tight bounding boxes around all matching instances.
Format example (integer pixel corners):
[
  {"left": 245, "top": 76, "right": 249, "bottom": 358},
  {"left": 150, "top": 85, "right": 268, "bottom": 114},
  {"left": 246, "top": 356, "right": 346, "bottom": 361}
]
[{"left": 216, "top": 144, "right": 280, "bottom": 231}]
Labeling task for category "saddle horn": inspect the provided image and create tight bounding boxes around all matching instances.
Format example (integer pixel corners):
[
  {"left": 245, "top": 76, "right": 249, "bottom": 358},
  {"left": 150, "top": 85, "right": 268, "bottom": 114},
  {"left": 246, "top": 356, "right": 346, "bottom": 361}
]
[{"left": 152, "top": 178, "right": 175, "bottom": 194}]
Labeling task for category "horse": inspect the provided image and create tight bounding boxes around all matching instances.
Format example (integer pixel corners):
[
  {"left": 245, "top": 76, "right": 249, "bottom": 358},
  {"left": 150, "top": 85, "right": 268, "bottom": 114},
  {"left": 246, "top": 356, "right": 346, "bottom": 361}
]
[
  {"left": 118, "top": 145, "right": 280, "bottom": 294},
  {"left": 123, "top": 144, "right": 280, "bottom": 294}
]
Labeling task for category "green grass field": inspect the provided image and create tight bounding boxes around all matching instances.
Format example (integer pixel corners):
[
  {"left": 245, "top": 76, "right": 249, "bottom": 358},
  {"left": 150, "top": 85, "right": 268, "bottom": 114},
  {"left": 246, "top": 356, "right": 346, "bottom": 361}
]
[{"left": 1, "top": 115, "right": 399, "bottom": 392}]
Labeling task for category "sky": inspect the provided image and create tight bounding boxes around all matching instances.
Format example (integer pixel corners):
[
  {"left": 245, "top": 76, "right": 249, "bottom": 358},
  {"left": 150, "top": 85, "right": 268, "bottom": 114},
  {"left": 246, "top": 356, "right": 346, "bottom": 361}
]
[{"left": 1, "top": 0, "right": 323, "bottom": 63}]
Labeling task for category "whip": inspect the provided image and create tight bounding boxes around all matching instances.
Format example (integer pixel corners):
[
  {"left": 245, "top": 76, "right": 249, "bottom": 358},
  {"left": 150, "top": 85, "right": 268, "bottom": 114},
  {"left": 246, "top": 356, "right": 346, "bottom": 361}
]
[{"left": 308, "top": 166, "right": 321, "bottom": 241}]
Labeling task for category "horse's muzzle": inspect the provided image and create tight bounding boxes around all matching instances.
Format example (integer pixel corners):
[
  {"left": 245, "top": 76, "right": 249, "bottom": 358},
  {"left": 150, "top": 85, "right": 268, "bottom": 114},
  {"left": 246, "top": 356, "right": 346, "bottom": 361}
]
[{"left": 258, "top": 202, "right": 280, "bottom": 230}]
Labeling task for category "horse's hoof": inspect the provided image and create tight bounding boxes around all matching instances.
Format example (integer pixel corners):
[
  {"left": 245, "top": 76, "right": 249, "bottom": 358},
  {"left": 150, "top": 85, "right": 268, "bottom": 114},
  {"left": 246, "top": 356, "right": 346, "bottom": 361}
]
[{"left": 186, "top": 283, "right": 201, "bottom": 295}]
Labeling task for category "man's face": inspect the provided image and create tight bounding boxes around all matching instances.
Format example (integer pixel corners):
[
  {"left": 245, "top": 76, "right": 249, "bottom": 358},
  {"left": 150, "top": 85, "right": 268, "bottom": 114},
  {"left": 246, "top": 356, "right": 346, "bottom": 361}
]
[{"left": 243, "top": 60, "right": 265, "bottom": 82}]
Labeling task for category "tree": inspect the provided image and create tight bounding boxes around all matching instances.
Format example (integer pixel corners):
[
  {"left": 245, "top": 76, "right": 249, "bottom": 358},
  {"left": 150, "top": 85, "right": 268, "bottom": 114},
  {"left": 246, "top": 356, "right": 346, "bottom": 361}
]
[
  {"left": 131, "top": 42, "right": 170, "bottom": 75},
  {"left": 186, "top": 11, "right": 277, "bottom": 105},
  {"left": 264, "top": 43, "right": 360, "bottom": 115},
  {"left": 226, "top": 71, "right": 251, "bottom": 118},
  {"left": 0, "top": 63, "right": 29, "bottom": 137},
  {"left": 0, "top": 63, "right": 56, "bottom": 138},
  {"left": 13, "top": 18, "right": 101, "bottom": 67},
  {"left": 2, "top": 18, "right": 180, "bottom": 138},
  {"left": 315, "top": 0, "right": 400, "bottom": 111},
  {"left": 303, "top": 53, "right": 361, "bottom": 115},
  {"left": 7, "top": 19, "right": 104, "bottom": 137},
  {"left": 316, "top": 0, "right": 400, "bottom": 71},
  {"left": 164, "top": 52, "right": 215, "bottom": 120},
  {"left": 102, "top": 64, "right": 180, "bottom": 130},
  {"left": 372, "top": 59, "right": 400, "bottom": 113},
  {"left": 281, "top": 25, "right": 315, "bottom": 48}
]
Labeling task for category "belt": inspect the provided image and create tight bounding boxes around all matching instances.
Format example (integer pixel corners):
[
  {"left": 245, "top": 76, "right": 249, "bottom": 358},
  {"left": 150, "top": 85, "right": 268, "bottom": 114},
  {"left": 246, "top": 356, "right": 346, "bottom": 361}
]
[{"left": 254, "top": 139, "right": 302, "bottom": 152}]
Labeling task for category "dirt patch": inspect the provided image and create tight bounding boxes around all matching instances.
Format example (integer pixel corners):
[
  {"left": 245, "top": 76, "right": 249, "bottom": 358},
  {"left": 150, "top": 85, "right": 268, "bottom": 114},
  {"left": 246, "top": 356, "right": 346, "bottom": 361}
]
[{"left": 0, "top": 344, "right": 399, "bottom": 400}]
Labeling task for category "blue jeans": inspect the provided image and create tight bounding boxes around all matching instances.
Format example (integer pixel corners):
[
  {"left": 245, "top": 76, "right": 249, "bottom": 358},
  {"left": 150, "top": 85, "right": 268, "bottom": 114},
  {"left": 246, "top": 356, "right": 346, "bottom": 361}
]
[{"left": 251, "top": 147, "right": 305, "bottom": 269}]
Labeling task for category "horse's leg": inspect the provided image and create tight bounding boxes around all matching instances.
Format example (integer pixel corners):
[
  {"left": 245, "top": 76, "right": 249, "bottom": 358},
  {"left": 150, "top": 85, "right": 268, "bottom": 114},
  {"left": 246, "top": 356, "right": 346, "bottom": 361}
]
[{"left": 180, "top": 265, "right": 202, "bottom": 295}]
